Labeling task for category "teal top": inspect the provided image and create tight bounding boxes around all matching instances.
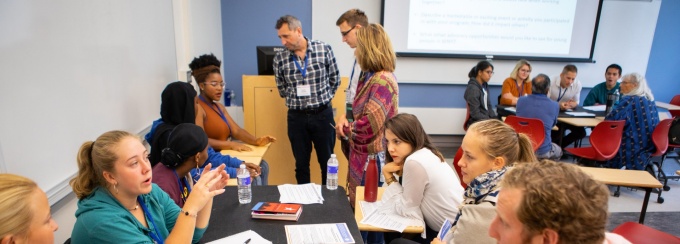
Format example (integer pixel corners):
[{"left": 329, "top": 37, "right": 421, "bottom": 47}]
[
  {"left": 71, "top": 184, "right": 207, "bottom": 244},
  {"left": 583, "top": 81, "right": 620, "bottom": 106}
]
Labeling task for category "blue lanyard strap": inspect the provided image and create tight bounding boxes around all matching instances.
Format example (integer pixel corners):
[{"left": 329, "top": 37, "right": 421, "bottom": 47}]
[
  {"left": 293, "top": 54, "right": 309, "bottom": 78},
  {"left": 198, "top": 95, "right": 232, "bottom": 138},
  {"left": 516, "top": 80, "right": 524, "bottom": 96},
  {"left": 173, "top": 171, "right": 191, "bottom": 204},
  {"left": 349, "top": 59, "right": 357, "bottom": 87},
  {"left": 557, "top": 86, "right": 568, "bottom": 102},
  {"left": 138, "top": 196, "right": 164, "bottom": 244}
]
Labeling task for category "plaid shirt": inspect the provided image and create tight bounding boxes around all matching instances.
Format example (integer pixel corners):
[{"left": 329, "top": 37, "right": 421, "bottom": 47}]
[{"left": 273, "top": 37, "right": 340, "bottom": 110}]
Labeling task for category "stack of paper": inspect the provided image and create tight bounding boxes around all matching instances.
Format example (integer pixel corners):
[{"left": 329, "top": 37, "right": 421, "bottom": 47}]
[
  {"left": 565, "top": 111, "right": 596, "bottom": 117},
  {"left": 206, "top": 230, "right": 271, "bottom": 244},
  {"left": 285, "top": 223, "right": 355, "bottom": 244},
  {"left": 583, "top": 105, "right": 606, "bottom": 111},
  {"left": 278, "top": 183, "right": 324, "bottom": 204},
  {"left": 359, "top": 201, "right": 423, "bottom": 233}
]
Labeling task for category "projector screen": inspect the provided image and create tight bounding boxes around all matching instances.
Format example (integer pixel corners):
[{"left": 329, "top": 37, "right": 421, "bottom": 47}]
[{"left": 383, "top": 0, "right": 603, "bottom": 62}]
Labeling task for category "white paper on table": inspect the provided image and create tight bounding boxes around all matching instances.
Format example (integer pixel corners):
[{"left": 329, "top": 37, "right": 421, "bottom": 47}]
[
  {"left": 206, "top": 230, "right": 271, "bottom": 244},
  {"left": 359, "top": 202, "right": 423, "bottom": 233},
  {"left": 504, "top": 107, "right": 517, "bottom": 112},
  {"left": 278, "top": 183, "right": 324, "bottom": 204},
  {"left": 565, "top": 112, "right": 596, "bottom": 117},
  {"left": 359, "top": 200, "right": 383, "bottom": 217},
  {"left": 583, "top": 105, "right": 606, "bottom": 111},
  {"left": 285, "top": 223, "right": 355, "bottom": 244}
]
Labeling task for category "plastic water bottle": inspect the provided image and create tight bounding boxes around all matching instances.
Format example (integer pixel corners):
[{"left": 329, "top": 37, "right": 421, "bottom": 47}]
[
  {"left": 605, "top": 89, "right": 620, "bottom": 115},
  {"left": 326, "top": 154, "right": 339, "bottom": 190},
  {"left": 237, "top": 164, "right": 251, "bottom": 204}
]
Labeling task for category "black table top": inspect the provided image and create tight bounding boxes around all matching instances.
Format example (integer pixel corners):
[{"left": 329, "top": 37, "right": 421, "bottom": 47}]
[
  {"left": 200, "top": 186, "right": 364, "bottom": 244},
  {"left": 497, "top": 104, "right": 606, "bottom": 118}
]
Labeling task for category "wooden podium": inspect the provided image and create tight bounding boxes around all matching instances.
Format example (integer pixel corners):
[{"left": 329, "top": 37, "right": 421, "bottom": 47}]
[{"left": 242, "top": 75, "right": 349, "bottom": 186}]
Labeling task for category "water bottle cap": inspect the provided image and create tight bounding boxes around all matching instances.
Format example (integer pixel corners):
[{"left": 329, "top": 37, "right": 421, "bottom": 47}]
[
  {"left": 240, "top": 164, "right": 246, "bottom": 169},
  {"left": 331, "top": 154, "right": 336, "bottom": 158}
]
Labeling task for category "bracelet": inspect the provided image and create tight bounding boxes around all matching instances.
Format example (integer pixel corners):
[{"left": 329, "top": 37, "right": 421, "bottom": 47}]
[
  {"left": 385, "top": 177, "right": 397, "bottom": 186},
  {"left": 180, "top": 209, "right": 198, "bottom": 218}
]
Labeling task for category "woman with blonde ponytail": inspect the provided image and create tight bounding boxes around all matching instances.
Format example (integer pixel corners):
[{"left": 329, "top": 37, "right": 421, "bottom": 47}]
[
  {"left": 70, "top": 130, "right": 229, "bottom": 243},
  {"left": 0, "top": 174, "right": 58, "bottom": 244}
]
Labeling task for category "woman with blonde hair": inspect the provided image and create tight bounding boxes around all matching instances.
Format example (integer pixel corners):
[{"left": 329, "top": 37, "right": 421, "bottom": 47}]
[
  {"left": 0, "top": 174, "right": 58, "bottom": 244},
  {"left": 500, "top": 59, "right": 533, "bottom": 105},
  {"left": 70, "top": 130, "right": 229, "bottom": 243}
]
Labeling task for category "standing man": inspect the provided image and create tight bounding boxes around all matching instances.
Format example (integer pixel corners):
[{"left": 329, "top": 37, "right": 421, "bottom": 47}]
[
  {"left": 517, "top": 74, "right": 562, "bottom": 160},
  {"left": 335, "top": 9, "right": 368, "bottom": 159},
  {"left": 583, "top": 64, "right": 622, "bottom": 106},
  {"left": 273, "top": 15, "right": 340, "bottom": 184},
  {"left": 548, "top": 64, "right": 585, "bottom": 149}
]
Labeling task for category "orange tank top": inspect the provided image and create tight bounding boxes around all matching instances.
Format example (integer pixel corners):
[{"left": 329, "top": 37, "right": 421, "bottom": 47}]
[{"left": 198, "top": 99, "right": 231, "bottom": 141}]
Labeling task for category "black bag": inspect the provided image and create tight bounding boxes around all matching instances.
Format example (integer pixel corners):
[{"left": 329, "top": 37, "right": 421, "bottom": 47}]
[{"left": 670, "top": 116, "right": 680, "bottom": 145}]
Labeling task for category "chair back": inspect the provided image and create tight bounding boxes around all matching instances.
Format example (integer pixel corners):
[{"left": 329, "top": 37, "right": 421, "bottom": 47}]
[
  {"left": 612, "top": 222, "right": 680, "bottom": 244},
  {"left": 670, "top": 95, "right": 680, "bottom": 118},
  {"left": 504, "top": 115, "right": 545, "bottom": 152},
  {"left": 463, "top": 104, "right": 471, "bottom": 131},
  {"left": 453, "top": 148, "right": 467, "bottom": 189},
  {"left": 589, "top": 120, "right": 625, "bottom": 160},
  {"left": 651, "top": 119, "right": 673, "bottom": 157}
]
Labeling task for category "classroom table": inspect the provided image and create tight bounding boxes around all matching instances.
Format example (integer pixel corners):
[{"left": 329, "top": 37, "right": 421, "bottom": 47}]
[
  {"left": 578, "top": 166, "right": 663, "bottom": 224},
  {"left": 200, "top": 186, "right": 364, "bottom": 244},
  {"left": 354, "top": 186, "right": 425, "bottom": 233},
  {"left": 655, "top": 101, "right": 680, "bottom": 110},
  {"left": 220, "top": 142, "right": 271, "bottom": 158}
]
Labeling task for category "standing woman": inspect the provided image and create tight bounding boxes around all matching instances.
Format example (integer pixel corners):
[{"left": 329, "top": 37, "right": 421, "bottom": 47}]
[
  {"left": 70, "top": 130, "right": 229, "bottom": 243},
  {"left": 335, "top": 23, "right": 399, "bottom": 207},
  {"left": 0, "top": 174, "right": 59, "bottom": 244},
  {"left": 464, "top": 61, "right": 497, "bottom": 128},
  {"left": 500, "top": 59, "right": 532, "bottom": 105},
  {"left": 188, "top": 53, "right": 276, "bottom": 152},
  {"left": 152, "top": 123, "right": 209, "bottom": 208},
  {"left": 381, "top": 114, "right": 464, "bottom": 243},
  {"left": 605, "top": 73, "right": 659, "bottom": 170}
]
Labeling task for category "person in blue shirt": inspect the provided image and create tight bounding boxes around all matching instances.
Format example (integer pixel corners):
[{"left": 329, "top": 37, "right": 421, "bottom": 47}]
[
  {"left": 517, "top": 74, "right": 562, "bottom": 160},
  {"left": 583, "top": 64, "right": 622, "bottom": 106},
  {"left": 605, "top": 73, "right": 659, "bottom": 170}
]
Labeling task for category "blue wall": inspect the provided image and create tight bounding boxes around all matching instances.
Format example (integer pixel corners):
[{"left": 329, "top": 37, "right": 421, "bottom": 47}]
[
  {"left": 645, "top": 0, "right": 680, "bottom": 104},
  {"left": 221, "top": 0, "right": 312, "bottom": 106}
]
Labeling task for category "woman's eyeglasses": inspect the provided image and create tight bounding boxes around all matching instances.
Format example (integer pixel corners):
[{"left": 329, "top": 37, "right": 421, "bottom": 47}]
[{"left": 207, "top": 81, "right": 225, "bottom": 88}]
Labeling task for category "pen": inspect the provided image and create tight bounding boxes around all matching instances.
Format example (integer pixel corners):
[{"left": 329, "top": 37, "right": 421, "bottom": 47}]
[
  {"left": 330, "top": 123, "right": 349, "bottom": 140},
  {"left": 244, "top": 238, "right": 251, "bottom": 244}
]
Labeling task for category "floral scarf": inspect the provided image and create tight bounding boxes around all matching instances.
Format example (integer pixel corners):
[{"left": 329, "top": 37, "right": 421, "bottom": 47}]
[{"left": 453, "top": 167, "right": 507, "bottom": 226}]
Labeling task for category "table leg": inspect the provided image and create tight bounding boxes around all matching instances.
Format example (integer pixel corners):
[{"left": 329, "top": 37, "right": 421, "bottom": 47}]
[{"left": 639, "top": 188, "right": 652, "bottom": 224}]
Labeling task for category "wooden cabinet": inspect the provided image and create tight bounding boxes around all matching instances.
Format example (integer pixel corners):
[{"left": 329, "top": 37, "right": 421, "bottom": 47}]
[{"left": 242, "top": 75, "right": 349, "bottom": 186}]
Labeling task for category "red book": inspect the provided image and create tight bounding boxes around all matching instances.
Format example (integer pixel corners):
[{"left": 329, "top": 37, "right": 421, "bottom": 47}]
[{"left": 251, "top": 202, "right": 303, "bottom": 221}]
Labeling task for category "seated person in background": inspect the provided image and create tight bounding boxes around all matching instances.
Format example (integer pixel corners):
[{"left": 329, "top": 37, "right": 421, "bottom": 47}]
[
  {"left": 489, "top": 160, "right": 631, "bottom": 244},
  {"left": 380, "top": 114, "right": 464, "bottom": 243},
  {"left": 500, "top": 59, "right": 533, "bottom": 106},
  {"left": 147, "top": 81, "right": 267, "bottom": 184},
  {"left": 464, "top": 61, "right": 497, "bottom": 128},
  {"left": 153, "top": 123, "right": 209, "bottom": 207},
  {"left": 188, "top": 53, "right": 276, "bottom": 152},
  {"left": 517, "top": 74, "right": 562, "bottom": 160},
  {"left": 548, "top": 64, "right": 585, "bottom": 149},
  {"left": 583, "top": 64, "right": 622, "bottom": 106},
  {"left": 402, "top": 120, "right": 536, "bottom": 244},
  {"left": 605, "top": 73, "right": 659, "bottom": 170},
  {"left": 70, "top": 130, "right": 229, "bottom": 243},
  {"left": 0, "top": 174, "right": 59, "bottom": 244}
]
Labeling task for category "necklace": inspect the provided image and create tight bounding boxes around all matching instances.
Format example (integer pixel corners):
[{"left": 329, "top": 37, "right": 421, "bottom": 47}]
[{"left": 128, "top": 204, "right": 139, "bottom": 211}]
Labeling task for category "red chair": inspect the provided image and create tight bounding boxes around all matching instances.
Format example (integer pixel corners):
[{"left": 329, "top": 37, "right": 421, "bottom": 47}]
[
  {"left": 504, "top": 115, "right": 545, "bottom": 152},
  {"left": 669, "top": 95, "right": 680, "bottom": 118},
  {"left": 565, "top": 120, "right": 625, "bottom": 162},
  {"left": 463, "top": 104, "right": 471, "bottom": 131},
  {"left": 643, "top": 119, "right": 673, "bottom": 203},
  {"left": 453, "top": 148, "right": 467, "bottom": 189},
  {"left": 612, "top": 222, "right": 680, "bottom": 244}
]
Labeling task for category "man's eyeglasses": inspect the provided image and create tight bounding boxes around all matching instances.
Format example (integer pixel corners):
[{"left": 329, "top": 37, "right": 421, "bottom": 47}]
[
  {"left": 207, "top": 81, "right": 225, "bottom": 88},
  {"left": 341, "top": 26, "right": 356, "bottom": 37}
]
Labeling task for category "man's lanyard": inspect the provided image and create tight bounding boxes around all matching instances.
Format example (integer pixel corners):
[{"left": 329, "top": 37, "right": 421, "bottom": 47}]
[
  {"left": 138, "top": 196, "right": 164, "bottom": 244},
  {"left": 349, "top": 59, "right": 357, "bottom": 88},
  {"left": 173, "top": 171, "right": 191, "bottom": 204},
  {"left": 557, "top": 86, "right": 568, "bottom": 102},
  {"left": 294, "top": 53, "right": 309, "bottom": 78}
]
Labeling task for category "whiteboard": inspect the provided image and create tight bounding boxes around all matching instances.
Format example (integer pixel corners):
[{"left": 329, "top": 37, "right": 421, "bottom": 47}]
[
  {"left": 0, "top": 1, "right": 177, "bottom": 198},
  {"left": 313, "top": 0, "right": 661, "bottom": 88}
]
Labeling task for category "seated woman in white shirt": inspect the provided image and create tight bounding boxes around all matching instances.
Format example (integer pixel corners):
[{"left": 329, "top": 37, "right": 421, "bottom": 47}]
[{"left": 380, "top": 113, "right": 465, "bottom": 243}]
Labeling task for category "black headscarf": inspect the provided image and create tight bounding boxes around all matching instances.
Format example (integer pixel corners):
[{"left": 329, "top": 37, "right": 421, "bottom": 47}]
[
  {"left": 150, "top": 81, "right": 197, "bottom": 166},
  {"left": 160, "top": 123, "right": 208, "bottom": 169}
]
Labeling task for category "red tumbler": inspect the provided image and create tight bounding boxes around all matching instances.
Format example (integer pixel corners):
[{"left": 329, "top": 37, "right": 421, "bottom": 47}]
[{"left": 364, "top": 154, "right": 378, "bottom": 202}]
